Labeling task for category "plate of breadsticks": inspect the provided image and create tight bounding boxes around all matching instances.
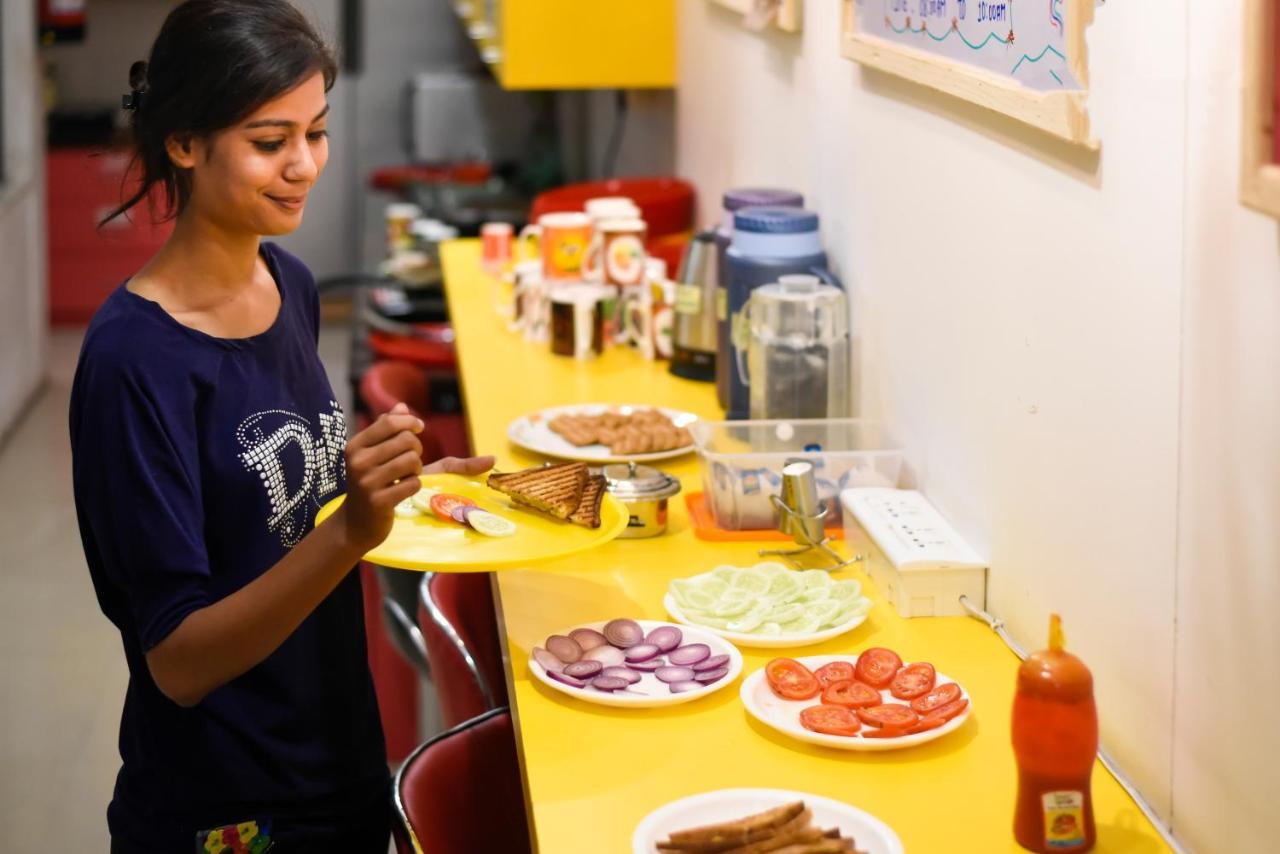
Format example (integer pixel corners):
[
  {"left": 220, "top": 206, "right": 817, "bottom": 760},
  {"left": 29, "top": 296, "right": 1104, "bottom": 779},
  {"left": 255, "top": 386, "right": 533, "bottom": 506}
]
[
  {"left": 632, "top": 789, "right": 902, "bottom": 854},
  {"left": 507, "top": 403, "right": 699, "bottom": 463}
]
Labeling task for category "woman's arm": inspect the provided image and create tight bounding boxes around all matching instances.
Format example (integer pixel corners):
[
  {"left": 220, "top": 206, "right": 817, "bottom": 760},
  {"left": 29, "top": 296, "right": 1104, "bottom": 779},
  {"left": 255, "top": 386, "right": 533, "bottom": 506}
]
[{"left": 145, "top": 404, "right": 493, "bottom": 707}]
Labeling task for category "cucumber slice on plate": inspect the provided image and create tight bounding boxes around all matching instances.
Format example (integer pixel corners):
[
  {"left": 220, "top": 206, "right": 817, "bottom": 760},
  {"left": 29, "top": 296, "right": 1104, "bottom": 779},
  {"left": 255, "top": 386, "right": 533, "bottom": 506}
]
[
  {"left": 395, "top": 498, "right": 423, "bottom": 519},
  {"left": 805, "top": 600, "right": 844, "bottom": 627},
  {"left": 466, "top": 510, "right": 516, "bottom": 537},
  {"left": 729, "top": 569, "right": 771, "bottom": 595},
  {"left": 799, "top": 569, "right": 833, "bottom": 589},
  {"left": 798, "top": 586, "right": 831, "bottom": 604},
  {"left": 725, "top": 604, "right": 769, "bottom": 633},
  {"left": 827, "top": 580, "right": 863, "bottom": 601},
  {"left": 410, "top": 487, "right": 442, "bottom": 513},
  {"left": 765, "top": 571, "right": 803, "bottom": 601},
  {"left": 766, "top": 603, "right": 804, "bottom": 624},
  {"left": 780, "top": 613, "right": 823, "bottom": 635},
  {"left": 670, "top": 579, "right": 718, "bottom": 611},
  {"left": 710, "top": 589, "right": 755, "bottom": 618}
]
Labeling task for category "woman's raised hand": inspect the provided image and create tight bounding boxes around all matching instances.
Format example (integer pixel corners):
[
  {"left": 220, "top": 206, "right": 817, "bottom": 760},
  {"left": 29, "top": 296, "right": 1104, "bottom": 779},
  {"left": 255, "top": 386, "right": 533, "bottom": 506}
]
[{"left": 338, "top": 402, "right": 425, "bottom": 551}]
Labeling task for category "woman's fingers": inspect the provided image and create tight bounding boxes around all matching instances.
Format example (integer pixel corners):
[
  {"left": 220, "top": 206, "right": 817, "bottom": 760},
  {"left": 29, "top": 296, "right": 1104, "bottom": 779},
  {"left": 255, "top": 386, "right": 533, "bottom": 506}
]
[
  {"left": 358, "top": 449, "right": 423, "bottom": 494},
  {"left": 347, "top": 410, "right": 423, "bottom": 452},
  {"left": 376, "top": 476, "right": 424, "bottom": 508},
  {"left": 348, "top": 429, "right": 423, "bottom": 471}
]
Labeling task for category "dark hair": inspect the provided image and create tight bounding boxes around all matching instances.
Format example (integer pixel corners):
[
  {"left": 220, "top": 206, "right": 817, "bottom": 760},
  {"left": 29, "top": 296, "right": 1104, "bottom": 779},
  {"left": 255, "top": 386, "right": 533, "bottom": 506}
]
[{"left": 103, "top": 0, "right": 337, "bottom": 225}]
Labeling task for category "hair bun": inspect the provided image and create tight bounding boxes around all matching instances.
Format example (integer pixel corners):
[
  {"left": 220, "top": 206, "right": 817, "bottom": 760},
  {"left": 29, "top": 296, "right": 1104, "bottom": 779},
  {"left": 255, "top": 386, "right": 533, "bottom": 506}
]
[{"left": 128, "top": 60, "right": 149, "bottom": 92}]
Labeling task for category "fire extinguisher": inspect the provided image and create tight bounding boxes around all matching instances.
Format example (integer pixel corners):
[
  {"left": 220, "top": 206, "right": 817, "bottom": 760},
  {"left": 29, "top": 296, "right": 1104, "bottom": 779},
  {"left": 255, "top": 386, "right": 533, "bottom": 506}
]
[{"left": 38, "top": 0, "right": 87, "bottom": 45}]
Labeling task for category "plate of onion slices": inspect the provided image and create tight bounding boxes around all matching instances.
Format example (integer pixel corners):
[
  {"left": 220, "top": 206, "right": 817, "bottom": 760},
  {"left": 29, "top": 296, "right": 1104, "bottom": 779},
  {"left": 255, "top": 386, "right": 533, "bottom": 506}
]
[{"left": 528, "top": 618, "right": 744, "bottom": 708}]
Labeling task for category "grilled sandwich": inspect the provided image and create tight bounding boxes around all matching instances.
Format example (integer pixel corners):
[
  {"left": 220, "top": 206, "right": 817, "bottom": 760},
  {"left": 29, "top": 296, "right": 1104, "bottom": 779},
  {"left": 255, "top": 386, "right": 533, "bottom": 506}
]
[
  {"left": 568, "top": 475, "right": 606, "bottom": 529},
  {"left": 487, "top": 462, "right": 588, "bottom": 520}
]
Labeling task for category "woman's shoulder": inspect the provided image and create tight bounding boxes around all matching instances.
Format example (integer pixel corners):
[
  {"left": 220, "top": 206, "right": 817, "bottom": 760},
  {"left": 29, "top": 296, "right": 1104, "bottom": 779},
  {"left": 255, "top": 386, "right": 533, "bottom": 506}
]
[{"left": 77, "top": 288, "right": 217, "bottom": 386}]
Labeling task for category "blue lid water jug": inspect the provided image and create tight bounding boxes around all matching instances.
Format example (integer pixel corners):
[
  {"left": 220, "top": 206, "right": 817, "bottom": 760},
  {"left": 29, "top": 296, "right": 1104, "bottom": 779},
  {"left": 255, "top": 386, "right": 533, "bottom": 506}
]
[{"left": 717, "top": 206, "right": 840, "bottom": 420}]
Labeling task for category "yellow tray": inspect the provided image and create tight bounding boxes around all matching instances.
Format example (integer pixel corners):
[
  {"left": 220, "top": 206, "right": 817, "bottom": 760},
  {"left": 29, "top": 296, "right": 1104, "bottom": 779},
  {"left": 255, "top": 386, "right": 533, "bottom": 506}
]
[{"left": 315, "top": 473, "right": 628, "bottom": 572}]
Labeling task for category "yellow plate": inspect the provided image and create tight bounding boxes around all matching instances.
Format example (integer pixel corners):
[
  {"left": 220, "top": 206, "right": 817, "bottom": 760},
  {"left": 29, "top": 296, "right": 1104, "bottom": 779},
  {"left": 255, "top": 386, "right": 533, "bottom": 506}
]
[{"left": 314, "top": 473, "right": 628, "bottom": 572}]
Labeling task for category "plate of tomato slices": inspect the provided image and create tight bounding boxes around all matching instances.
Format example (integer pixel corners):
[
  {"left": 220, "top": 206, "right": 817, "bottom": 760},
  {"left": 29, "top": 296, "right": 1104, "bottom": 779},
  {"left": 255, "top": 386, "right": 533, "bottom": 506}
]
[{"left": 739, "top": 649, "right": 972, "bottom": 751}]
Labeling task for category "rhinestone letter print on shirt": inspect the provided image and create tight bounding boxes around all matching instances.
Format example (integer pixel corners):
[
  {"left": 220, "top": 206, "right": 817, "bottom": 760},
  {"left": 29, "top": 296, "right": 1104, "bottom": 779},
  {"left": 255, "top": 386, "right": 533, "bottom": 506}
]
[{"left": 236, "top": 401, "right": 346, "bottom": 547}]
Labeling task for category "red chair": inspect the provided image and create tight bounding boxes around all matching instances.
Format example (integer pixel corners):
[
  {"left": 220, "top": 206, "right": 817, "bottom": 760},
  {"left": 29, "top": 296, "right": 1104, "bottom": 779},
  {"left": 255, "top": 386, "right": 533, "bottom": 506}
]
[
  {"left": 363, "top": 342, "right": 470, "bottom": 460},
  {"left": 392, "top": 707, "right": 532, "bottom": 854},
  {"left": 358, "top": 360, "right": 446, "bottom": 463},
  {"left": 356, "top": 365, "right": 445, "bottom": 764},
  {"left": 417, "top": 572, "right": 509, "bottom": 730}
]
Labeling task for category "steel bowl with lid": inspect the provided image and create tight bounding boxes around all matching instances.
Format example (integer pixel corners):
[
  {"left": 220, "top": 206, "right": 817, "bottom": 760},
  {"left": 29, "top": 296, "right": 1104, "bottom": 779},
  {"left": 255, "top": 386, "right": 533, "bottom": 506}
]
[{"left": 602, "top": 462, "right": 682, "bottom": 538}]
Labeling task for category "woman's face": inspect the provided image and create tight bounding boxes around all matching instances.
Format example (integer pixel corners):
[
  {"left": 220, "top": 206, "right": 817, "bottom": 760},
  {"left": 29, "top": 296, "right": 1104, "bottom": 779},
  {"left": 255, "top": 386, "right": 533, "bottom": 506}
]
[{"left": 174, "top": 71, "right": 329, "bottom": 236}]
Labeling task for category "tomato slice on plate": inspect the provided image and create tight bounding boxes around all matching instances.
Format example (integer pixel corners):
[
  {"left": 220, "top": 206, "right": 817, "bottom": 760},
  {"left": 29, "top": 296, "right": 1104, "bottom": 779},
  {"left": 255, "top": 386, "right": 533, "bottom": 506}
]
[
  {"left": 890, "top": 662, "right": 937, "bottom": 700},
  {"left": 905, "top": 715, "right": 950, "bottom": 735},
  {"left": 799, "top": 704, "right": 861, "bottom": 737},
  {"left": 429, "top": 493, "right": 476, "bottom": 523},
  {"left": 910, "top": 682, "right": 962, "bottom": 714},
  {"left": 861, "top": 726, "right": 911, "bottom": 739},
  {"left": 928, "top": 697, "right": 969, "bottom": 723},
  {"left": 814, "top": 661, "right": 856, "bottom": 688},
  {"left": 856, "top": 703, "right": 919, "bottom": 729},
  {"left": 854, "top": 648, "right": 903, "bottom": 689},
  {"left": 821, "top": 679, "right": 883, "bottom": 710},
  {"left": 765, "top": 658, "right": 821, "bottom": 701}
]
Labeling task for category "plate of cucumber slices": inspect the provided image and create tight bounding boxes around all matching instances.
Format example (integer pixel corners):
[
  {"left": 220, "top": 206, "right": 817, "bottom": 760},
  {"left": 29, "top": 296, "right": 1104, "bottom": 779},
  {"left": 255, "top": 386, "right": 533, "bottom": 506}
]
[{"left": 664, "top": 563, "right": 872, "bottom": 649}]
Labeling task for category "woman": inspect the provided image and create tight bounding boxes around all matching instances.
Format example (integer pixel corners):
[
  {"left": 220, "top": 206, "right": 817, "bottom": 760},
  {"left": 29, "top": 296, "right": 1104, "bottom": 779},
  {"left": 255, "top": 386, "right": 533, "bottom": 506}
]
[{"left": 69, "top": 2, "right": 492, "bottom": 850}]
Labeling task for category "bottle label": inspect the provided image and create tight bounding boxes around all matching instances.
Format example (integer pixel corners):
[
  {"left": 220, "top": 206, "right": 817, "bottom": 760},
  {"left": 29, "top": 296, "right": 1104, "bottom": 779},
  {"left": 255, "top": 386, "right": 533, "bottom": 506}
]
[
  {"left": 715, "top": 287, "right": 728, "bottom": 321},
  {"left": 1041, "top": 791, "right": 1086, "bottom": 848},
  {"left": 675, "top": 284, "right": 703, "bottom": 315}
]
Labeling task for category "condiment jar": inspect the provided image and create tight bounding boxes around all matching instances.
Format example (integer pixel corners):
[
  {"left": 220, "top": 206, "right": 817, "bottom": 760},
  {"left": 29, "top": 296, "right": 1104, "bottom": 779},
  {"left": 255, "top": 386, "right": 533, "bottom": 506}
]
[
  {"left": 603, "top": 462, "right": 681, "bottom": 538},
  {"left": 1012, "top": 614, "right": 1098, "bottom": 852}
]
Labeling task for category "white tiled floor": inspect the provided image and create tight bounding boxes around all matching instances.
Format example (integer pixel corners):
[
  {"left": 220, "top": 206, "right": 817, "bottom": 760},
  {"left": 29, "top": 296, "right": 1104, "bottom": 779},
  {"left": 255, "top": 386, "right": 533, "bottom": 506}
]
[
  {"left": 0, "top": 323, "right": 395, "bottom": 851},
  {"left": 0, "top": 328, "right": 127, "bottom": 852}
]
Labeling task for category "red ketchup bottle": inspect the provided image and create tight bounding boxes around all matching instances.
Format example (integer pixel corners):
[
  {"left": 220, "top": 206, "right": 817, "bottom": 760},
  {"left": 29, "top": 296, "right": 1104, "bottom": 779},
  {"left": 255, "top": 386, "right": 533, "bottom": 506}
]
[{"left": 1012, "top": 614, "right": 1098, "bottom": 852}]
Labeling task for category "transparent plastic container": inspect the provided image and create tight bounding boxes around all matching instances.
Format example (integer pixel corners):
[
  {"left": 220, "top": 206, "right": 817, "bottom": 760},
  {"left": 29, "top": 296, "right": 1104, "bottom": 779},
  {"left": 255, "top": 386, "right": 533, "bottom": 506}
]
[{"left": 689, "top": 419, "right": 903, "bottom": 530}]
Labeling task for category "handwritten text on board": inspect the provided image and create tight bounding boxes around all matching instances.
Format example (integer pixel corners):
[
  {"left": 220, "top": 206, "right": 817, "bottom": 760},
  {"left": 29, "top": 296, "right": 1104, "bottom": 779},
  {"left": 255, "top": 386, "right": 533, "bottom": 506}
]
[{"left": 853, "top": 0, "right": 1079, "bottom": 91}]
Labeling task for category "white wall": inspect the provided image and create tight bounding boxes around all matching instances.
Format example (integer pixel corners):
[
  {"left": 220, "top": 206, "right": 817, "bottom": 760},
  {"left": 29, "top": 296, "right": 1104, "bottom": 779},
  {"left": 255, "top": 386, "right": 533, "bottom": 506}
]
[
  {"left": 677, "top": 2, "right": 1275, "bottom": 851},
  {"left": 1, "top": 0, "right": 48, "bottom": 440},
  {"left": 1176, "top": 2, "right": 1280, "bottom": 852}
]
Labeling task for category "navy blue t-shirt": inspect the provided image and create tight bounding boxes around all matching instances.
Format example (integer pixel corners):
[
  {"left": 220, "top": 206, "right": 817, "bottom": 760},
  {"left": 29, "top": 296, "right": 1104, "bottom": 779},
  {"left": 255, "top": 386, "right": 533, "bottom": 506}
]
[{"left": 70, "top": 243, "right": 388, "bottom": 851}]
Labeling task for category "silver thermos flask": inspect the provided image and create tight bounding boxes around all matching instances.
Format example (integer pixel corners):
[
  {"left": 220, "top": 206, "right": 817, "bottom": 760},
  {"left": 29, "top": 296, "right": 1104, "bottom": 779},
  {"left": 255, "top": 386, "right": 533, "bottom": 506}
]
[{"left": 669, "top": 230, "right": 719, "bottom": 382}]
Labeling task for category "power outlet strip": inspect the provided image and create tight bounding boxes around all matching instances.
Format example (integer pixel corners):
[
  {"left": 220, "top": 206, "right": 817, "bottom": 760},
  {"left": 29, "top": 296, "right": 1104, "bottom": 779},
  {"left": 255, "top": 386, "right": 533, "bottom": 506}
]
[{"left": 840, "top": 488, "right": 987, "bottom": 618}]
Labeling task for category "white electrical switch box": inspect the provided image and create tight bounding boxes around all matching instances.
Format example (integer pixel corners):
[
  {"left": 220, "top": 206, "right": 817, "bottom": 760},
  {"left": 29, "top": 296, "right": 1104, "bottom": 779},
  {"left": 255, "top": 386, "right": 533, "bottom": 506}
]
[{"left": 840, "top": 488, "right": 987, "bottom": 618}]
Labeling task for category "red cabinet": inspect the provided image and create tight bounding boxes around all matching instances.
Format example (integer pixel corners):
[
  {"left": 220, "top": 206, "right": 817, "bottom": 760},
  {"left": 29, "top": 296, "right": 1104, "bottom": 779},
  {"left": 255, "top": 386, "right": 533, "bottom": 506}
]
[{"left": 47, "top": 147, "right": 172, "bottom": 324}]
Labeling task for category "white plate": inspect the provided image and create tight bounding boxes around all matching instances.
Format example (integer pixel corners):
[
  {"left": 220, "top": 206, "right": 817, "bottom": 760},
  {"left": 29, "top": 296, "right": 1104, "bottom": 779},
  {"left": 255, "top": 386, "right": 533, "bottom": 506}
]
[
  {"left": 632, "top": 788, "right": 904, "bottom": 854},
  {"left": 507, "top": 403, "right": 699, "bottom": 463},
  {"left": 740, "top": 654, "right": 972, "bottom": 751},
  {"left": 528, "top": 620, "right": 743, "bottom": 709},
  {"left": 663, "top": 593, "right": 869, "bottom": 649}
]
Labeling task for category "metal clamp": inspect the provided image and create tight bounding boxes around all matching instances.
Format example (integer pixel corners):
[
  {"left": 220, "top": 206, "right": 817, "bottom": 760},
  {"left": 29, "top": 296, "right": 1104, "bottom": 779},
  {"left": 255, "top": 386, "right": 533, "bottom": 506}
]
[{"left": 758, "top": 494, "right": 862, "bottom": 570}]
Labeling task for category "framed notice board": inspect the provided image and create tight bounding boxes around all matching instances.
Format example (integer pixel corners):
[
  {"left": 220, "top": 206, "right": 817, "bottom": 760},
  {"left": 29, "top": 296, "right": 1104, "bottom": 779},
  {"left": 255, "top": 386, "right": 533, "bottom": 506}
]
[
  {"left": 1241, "top": 0, "right": 1280, "bottom": 217},
  {"left": 841, "top": 0, "right": 1096, "bottom": 148}
]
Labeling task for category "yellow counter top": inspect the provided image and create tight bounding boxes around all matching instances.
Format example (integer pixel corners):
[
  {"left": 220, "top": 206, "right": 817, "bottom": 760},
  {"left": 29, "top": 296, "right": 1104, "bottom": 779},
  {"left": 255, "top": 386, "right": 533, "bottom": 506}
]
[{"left": 441, "top": 240, "right": 1171, "bottom": 854}]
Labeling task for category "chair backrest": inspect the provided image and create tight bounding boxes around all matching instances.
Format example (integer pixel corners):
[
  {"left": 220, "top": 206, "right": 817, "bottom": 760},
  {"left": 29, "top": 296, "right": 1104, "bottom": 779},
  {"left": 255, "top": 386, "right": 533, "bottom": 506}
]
[
  {"left": 392, "top": 707, "right": 532, "bottom": 854},
  {"left": 417, "top": 572, "right": 509, "bottom": 730},
  {"left": 358, "top": 360, "right": 444, "bottom": 462}
]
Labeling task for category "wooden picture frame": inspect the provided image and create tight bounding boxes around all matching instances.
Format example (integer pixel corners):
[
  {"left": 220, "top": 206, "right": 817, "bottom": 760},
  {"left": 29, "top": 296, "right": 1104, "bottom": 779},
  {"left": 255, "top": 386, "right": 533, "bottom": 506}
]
[
  {"left": 708, "top": 0, "right": 802, "bottom": 34},
  {"left": 1241, "top": 0, "right": 1280, "bottom": 217},
  {"left": 840, "top": 0, "right": 1096, "bottom": 148}
]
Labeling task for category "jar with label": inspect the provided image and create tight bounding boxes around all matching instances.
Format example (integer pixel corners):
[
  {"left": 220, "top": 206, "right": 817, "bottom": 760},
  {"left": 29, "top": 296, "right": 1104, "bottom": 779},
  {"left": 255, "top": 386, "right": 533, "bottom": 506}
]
[
  {"left": 385, "top": 203, "right": 422, "bottom": 254},
  {"left": 1012, "top": 614, "right": 1097, "bottom": 853}
]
